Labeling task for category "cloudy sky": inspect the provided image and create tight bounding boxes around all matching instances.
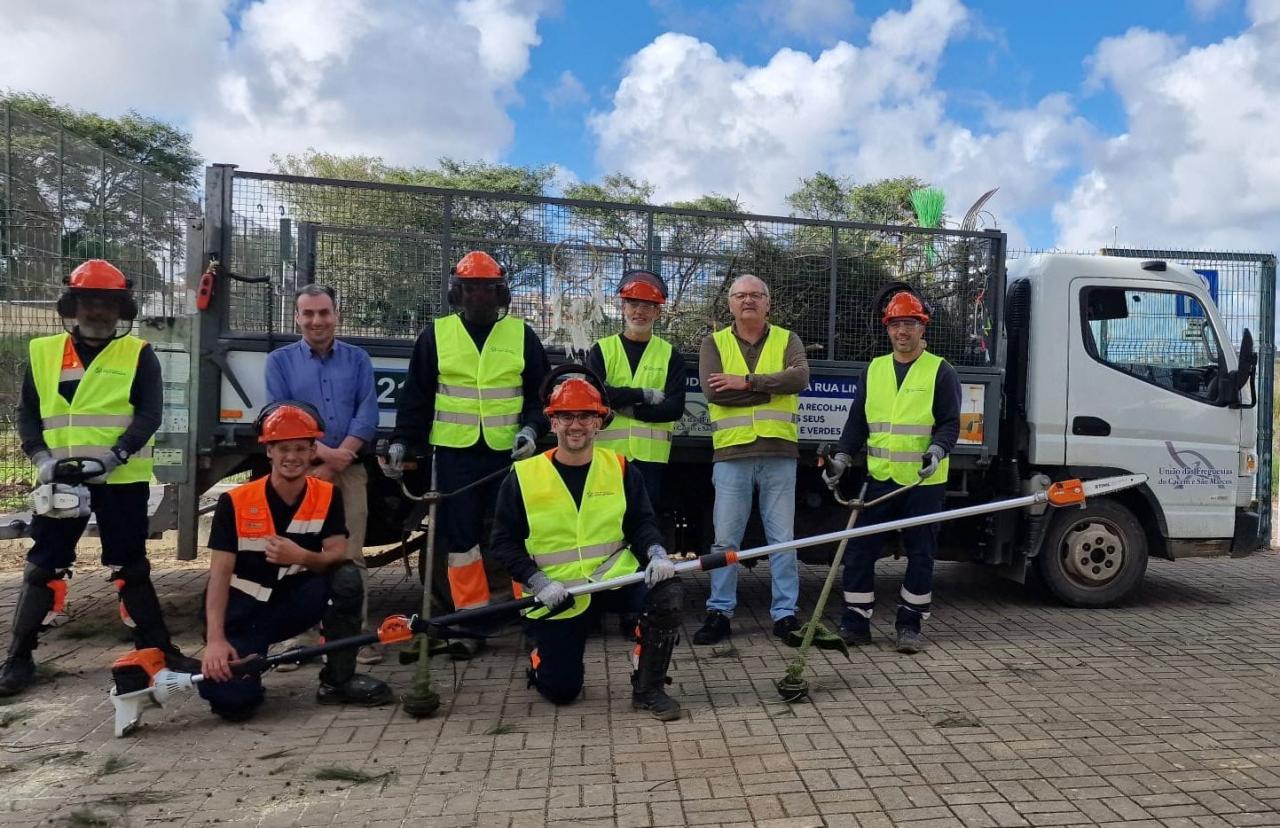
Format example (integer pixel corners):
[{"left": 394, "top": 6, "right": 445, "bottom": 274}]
[{"left": 3, "top": 0, "right": 1278, "bottom": 250}]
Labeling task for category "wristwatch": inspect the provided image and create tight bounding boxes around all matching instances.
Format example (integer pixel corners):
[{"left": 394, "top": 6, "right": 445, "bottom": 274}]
[
  {"left": 745, "top": 374, "right": 754, "bottom": 390},
  {"left": 111, "top": 446, "right": 131, "bottom": 464}
]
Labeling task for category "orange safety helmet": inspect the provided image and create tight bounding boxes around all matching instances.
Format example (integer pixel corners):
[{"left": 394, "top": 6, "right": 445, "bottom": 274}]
[
  {"left": 66, "top": 259, "right": 131, "bottom": 291},
  {"left": 452, "top": 251, "right": 505, "bottom": 280},
  {"left": 258, "top": 403, "right": 325, "bottom": 443},
  {"left": 545, "top": 377, "right": 610, "bottom": 418},
  {"left": 618, "top": 269, "right": 667, "bottom": 305},
  {"left": 881, "top": 291, "right": 930, "bottom": 325}
]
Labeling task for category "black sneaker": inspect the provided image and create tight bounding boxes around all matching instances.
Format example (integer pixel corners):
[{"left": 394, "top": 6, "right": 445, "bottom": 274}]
[
  {"left": 838, "top": 625, "right": 873, "bottom": 646},
  {"left": 0, "top": 655, "right": 36, "bottom": 697},
  {"left": 692, "top": 611, "right": 731, "bottom": 645},
  {"left": 316, "top": 673, "right": 393, "bottom": 706},
  {"left": 772, "top": 615, "right": 801, "bottom": 639},
  {"left": 895, "top": 628, "right": 924, "bottom": 655}
]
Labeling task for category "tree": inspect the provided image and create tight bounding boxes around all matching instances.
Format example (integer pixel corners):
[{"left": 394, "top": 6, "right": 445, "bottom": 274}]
[
  {"left": 5, "top": 92, "right": 200, "bottom": 186},
  {"left": 787, "top": 173, "right": 928, "bottom": 226}
]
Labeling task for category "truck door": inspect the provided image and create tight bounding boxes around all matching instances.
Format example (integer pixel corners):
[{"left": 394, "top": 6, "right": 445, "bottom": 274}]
[{"left": 1066, "top": 280, "right": 1239, "bottom": 538}]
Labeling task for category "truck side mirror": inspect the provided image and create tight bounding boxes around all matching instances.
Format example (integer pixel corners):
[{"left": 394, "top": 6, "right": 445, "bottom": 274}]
[{"left": 1230, "top": 328, "right": 1258, "bottom": 409}]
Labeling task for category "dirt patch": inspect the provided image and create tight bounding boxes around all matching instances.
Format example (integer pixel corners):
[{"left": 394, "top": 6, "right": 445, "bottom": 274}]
[{"left": 0, "top": 530, "right": 210, "bottom": 572}]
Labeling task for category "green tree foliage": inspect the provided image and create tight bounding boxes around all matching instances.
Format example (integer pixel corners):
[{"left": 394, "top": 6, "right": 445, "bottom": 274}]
[
  {"left": 1, "top": 93, "right": 197, "bottom": 299},
  {"left": 787, "top": 173, "right": 928, "bottom": 226},
  {"left": 5, "top": 92, "right": 200, "bottom": 186}
]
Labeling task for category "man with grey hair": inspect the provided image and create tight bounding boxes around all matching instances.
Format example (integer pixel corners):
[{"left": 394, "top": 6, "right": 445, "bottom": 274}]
[
  {"left": 694, "top": 274, "right": 809, "bottom": 645},
  {"left": 265, "top": 284, "right": 381, "bottom": 664}
]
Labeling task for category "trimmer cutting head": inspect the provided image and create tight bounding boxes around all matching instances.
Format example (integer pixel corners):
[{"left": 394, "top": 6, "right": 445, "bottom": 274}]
[{"left": 109, "top": 648, "right": 198, "bottom": 737}]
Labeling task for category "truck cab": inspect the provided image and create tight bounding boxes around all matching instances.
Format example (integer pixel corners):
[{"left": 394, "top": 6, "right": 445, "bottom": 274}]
[{"left": 1006, "top": 253, "right": 1260, "bottom": 604}]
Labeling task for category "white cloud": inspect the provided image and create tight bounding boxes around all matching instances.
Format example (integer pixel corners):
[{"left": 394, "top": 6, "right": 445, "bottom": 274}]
[
  {"left": 1, "top": 0, "right": 550, "bottom": 171},
  {"left": 1188, "top": 0, "right": 1229, "bottom": 18},
  {"left": 544, "top": 70, "right": 590, "bottom": 109},
  {"left": 1055, "top": 7, "right": 1280, "bottom": 251},
  {"left": 758, "top": 0, "right": 857, "bottom": 44},
  {"left": 590, "top": 0, "right": 1088, "bottom": 243}
]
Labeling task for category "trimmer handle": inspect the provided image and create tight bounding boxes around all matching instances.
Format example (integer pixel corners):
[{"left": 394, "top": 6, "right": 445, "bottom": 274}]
[{"left": 52, "top": 456, "right": 107, "bottom": 485}]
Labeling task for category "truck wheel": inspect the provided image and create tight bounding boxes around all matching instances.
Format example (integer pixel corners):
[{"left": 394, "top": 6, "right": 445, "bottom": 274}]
[{"left": 1035, "top": 500, "right": 1148, "bottom": 607}]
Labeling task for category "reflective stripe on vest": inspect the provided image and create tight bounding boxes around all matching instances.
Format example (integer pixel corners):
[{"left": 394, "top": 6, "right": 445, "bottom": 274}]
[
  {"left": 865, "top": 352, "right": 949, "bottom": 486},
  {"left": 515, "top": 447, "right": 639, "bottom": 620},
  {"left": 595, "top": 334, "right": 675, "bottom": 463},
  {"left": 226, "top": 476, "right": 334, "bottom": 602},
  {"left": 707, "top": 325, "right": 799, "bottom": 449},
  {"left": 431, "top": 314, "right": 525, "bottom": 451},
  {"left": 28, "top": 333, "right": 154, "bottom": 484}
]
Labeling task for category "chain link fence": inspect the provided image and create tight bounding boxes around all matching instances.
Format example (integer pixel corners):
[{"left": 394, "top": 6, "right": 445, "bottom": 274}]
[
  {"left": 225, "top": 171, "right": 1005, "bottom": 369},
  {"left": 0, "top": 102, "right": 196, "bottom": 501}
]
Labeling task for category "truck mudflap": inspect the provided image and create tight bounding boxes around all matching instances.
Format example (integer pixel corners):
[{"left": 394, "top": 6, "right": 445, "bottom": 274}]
[{"left": 1231, "top": 508, "right": 1265, "bottom": 555}]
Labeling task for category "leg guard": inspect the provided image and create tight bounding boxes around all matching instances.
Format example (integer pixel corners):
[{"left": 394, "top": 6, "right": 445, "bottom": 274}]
[
  {"left": 111, "top": 560, "right": 198, "bottom": 672},
  {"left": 7, "top": 564, "right": 62, "bottom": 659},
  {"left": 631, "top": 580, "right": 682, "bottom": 721},
  {"left": 319, "top": 562, "right": 364, "bottom": 686}
]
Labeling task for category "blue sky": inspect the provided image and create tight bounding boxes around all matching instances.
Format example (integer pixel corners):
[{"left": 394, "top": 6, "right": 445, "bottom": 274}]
[{"left": 4, "top": 0, "right": 1277, "bottom": 252}]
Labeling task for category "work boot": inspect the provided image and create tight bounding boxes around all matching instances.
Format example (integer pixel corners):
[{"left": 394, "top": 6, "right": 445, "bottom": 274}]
[
  {"left": 772, "top": 615, "right": 800, "bottom": 639},
  {"left": 895, "top": 627, "right": 924, "bottom": 655},
  {"left": 0, "top": 655, "right": 36, "bottom": 697},
  {"left": 838, "top": 624, "right": 873, "bottom": 646},
  {"left": 631, "top": 614, "right": 681, "bottom": 721},
  {"left": 316, "top": 673, "right": 393, "bottom": 706},
  {"left": 447, "top": 637, "right": 485, "bottom": 661},
  {"left": 692, "top": 611, "right": 730, "bottom": 645}
]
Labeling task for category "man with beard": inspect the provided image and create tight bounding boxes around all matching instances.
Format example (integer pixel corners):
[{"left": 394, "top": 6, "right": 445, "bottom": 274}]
[
  {"left": 823, "top": 290, "right": 960, "bottom": 654},
  {"left": 489, "top": 370, "right": 683, "bottom": 721},
  {"left": 0, "top": 260, "right": 198, "bottom": 696},
  {"left": 383, "top": 251, "right": 550, "bottom": 655}
]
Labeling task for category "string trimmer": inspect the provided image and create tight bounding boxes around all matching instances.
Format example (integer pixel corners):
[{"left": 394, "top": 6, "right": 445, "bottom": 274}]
[
  {"left": 777, "top": 446, "right": 921, "bottom": 702},
  {"left": 109, "top": 473, "right": 1145, "bottom": 735}
]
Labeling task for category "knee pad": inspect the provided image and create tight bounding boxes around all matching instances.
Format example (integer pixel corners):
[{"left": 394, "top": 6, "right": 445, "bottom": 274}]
[
  {"left": 532, "top": 672, "right": 583, "bottom": 706},
  {"left": 327, "top": 563, "right": 364, "bottom": 608},
  {"left": 21, "top": 563, "right": 69, "bottom": 629},
  {"left": 642, "top": 579, "right": 683, "bottom": 629}
]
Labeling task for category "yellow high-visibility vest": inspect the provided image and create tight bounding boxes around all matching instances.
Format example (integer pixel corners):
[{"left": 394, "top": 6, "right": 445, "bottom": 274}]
[
  {"left": 707, "top": 325, "right": 798, "bottom": 449},
  {"left": 865, "top": 351, "right": 949, "bottom": 485},
  {"left": 29, "top": 333, "right": 154, "bottom": 484},
  {"left": 515, "top": 447, "right": 639, "bottom": 620},
  {"left": 595, "top": 334, "right": 674, "bottom": 463},
  {"left": 430, "top": 314, "right": 525, "bottom": 450}
]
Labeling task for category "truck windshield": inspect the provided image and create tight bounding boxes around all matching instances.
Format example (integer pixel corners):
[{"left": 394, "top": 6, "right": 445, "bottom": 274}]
[{"left": 1084, "top": 287, "right": 1226, "bottom": 405}]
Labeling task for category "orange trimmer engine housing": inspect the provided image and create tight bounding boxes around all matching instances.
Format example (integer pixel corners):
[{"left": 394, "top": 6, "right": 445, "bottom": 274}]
[{"left": 111, "top": 647, "right": 169, "bottom": 695}]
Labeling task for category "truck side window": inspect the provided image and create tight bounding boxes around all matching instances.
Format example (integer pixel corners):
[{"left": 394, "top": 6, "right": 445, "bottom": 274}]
[{"left": 1082, "top": 287, "right": 1226, "bottom": 405}]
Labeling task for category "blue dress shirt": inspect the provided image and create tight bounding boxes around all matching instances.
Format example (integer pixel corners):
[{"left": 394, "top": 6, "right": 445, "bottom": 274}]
[{"left": 265, "top": 339, "right": 379, "bottom": 450}]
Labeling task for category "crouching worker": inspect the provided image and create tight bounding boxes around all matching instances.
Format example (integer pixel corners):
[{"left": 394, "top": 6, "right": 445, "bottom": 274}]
[
  {"left": 490, "top": 368, "right": 683, "bottom": 721},
  {"left": 199, "top": 402, "right": 391, "bottom": 721}
]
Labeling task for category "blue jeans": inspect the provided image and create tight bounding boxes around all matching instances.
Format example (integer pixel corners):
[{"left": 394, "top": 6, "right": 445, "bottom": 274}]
[{"left": 706, "top": 456, "right": 798, "bottom": 620}]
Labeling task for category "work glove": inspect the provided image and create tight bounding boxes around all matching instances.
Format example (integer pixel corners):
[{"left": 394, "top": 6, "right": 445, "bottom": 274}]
[
  {"left": 822, "top": 451, "right": 852, "bottom": 488},
  {"left": 511, "top": 426, "right": 538, "bottom": 460},
  {"left": 31, "top": 450, "right": 57, "bottom": 485},
  {"left": 380, "top": 441, "right": 406, "bottom": 480},
  {"left": 527, "top": 571, "right": 573, "bottom": 613},
  {"left": 919, "top": 444, "right": 946, "bottom": 479},
  {"left": 640, "top": 388, "right": 666, "bottom": 406},
  {"left": 644, "top": 545, "right": 676, "bottom": 587},
  {"left": 86, "top": 450, "right": 121, "bottom": 484}
]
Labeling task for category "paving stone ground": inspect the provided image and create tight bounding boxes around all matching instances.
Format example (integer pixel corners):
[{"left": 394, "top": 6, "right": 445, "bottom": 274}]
[{"left": 1, "top": 547, "right": 1279, "bottom": 827}]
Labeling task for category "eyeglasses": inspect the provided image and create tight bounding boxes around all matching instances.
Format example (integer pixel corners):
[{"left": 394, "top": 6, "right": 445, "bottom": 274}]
[
  {"left": 552, "top": 412, "right": 600, "bottom": 424},
  {"left": 886, "top": 319, "right": 922, "bottom": 330},
  {"left": 459, "top": 282, "right": 500, "bottom": 293},
  {"left": 730, "top": 291, "right": 768, "bottom": 301}
]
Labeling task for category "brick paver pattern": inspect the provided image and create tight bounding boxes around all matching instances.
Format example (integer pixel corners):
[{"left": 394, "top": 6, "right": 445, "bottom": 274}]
[{"left": 1, "top": 550, "right": 1279, "bottom": 827}]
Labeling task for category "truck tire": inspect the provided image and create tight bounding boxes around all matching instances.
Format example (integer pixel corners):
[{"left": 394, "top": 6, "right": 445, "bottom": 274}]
[{"left": 1035, "top": 499, "right": 1148, "bottom": 607}]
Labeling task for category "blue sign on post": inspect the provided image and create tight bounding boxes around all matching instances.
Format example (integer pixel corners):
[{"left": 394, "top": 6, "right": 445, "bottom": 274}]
[{"left": 1176, "top": 269, "right": 1218, "bottom": 317}]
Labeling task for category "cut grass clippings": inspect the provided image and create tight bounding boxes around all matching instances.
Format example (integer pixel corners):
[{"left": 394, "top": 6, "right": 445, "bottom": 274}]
[
  {"left": 0, "top": 708, "right": 33, "bottom": 728},
  {"left": 313, "top": 765, "right": 395, "bottom": 791},
  {"left": 97, "top": 755, "right": 136, "bottom": 776},
  {"left": 62, "top": 809, "right": 111, "bottom": 828},
  {"left": 484, "top": 723, "right": 519, "bottom": 736}
]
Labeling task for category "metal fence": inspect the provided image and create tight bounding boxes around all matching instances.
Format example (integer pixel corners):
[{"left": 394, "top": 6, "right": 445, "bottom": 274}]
[
  {"left": 0, "top": 102, "right": 197, "bottom": 494},
  {"left": 223, "top": 170, "right": 1006, "bottom": 368}
]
